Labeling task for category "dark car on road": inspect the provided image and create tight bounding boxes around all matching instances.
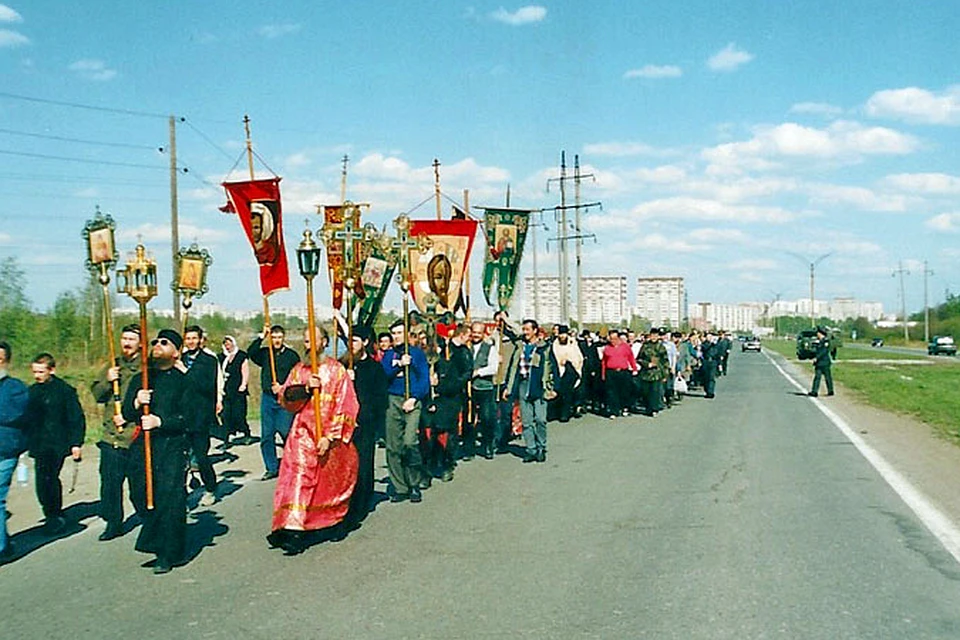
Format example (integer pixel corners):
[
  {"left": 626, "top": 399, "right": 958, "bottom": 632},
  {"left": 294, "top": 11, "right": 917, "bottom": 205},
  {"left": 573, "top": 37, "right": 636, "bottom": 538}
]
[
  {"left": 871, "top": 337, "right": 884, "bottom": 347},
  {"left": 742, "top": 336, "right": 761, "bottom": 352},
  {"left": 928, "top": 336, "right": 957, "bottom": 356}
]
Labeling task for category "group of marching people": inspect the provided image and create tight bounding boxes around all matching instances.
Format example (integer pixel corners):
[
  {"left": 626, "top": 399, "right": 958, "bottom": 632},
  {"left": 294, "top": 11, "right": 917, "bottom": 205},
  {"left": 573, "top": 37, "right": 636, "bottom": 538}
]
[{"left": 0, "top": 312, "right": 736, "bottom": 571}]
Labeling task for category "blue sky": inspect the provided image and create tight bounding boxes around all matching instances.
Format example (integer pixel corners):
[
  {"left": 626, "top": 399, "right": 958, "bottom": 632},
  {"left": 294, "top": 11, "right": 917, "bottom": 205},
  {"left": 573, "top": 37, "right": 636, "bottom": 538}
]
[{"left": 2, "top": 1, "right": 960, "bottom": 319}]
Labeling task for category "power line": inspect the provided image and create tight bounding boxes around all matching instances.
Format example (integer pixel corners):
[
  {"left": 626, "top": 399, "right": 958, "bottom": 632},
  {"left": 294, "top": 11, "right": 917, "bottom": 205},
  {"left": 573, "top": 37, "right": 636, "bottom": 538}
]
[
  {"left": 0, "top": 127, "right": 159, "bottom": 150},
  {"left": 180, "top": 117, "right": 235, "bottom": 161},
  {"left": 0, "top": 91, "right": 167, "bottom": 119},
  {"left": 0, "top": 172, "right": 167, "bottom": 187},
  {"left": 0, "top": 149, "right": 164, "bottom": 170}
]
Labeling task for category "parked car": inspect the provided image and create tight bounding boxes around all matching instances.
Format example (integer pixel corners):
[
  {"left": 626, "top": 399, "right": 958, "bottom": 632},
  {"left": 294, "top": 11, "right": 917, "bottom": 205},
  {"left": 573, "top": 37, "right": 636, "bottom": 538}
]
[
  {"left": 928, "top": 335, "right": 957, "bottom": 356},
  {"left": 871, "top": 337, "right": 884, "bottom": 347},
  {"left": 742, "top": 336, "right": 761, "bottom": 352},
  {"left": 796, "top": 327, "right": 841, "bottom": 360}
]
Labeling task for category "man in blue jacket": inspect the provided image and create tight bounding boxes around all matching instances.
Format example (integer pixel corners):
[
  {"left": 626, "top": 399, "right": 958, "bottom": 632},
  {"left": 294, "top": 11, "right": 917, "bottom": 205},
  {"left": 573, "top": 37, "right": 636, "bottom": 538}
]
[
  {"left": 0, "top": 341, "right": 30, "bottom": 561},
  {"left": 381, "top": 319, "right": 430, "bottom": 503},
  {"left": 503, "top": 319, "right": 555, "bottom": 463}
]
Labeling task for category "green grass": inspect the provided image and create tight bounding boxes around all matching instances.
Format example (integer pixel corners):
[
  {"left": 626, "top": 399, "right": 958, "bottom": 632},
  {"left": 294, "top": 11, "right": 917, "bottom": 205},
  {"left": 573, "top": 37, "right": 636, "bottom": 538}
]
[{"left": 762, "top": 339, "right": 960, "bottom": 441}]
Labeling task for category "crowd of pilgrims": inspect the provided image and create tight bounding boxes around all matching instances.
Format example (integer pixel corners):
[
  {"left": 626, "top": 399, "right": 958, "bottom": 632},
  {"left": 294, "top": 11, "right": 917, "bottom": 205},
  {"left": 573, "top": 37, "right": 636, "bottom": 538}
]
[{"left": 0, "top": 315, "right": 736, "bottom": 571}]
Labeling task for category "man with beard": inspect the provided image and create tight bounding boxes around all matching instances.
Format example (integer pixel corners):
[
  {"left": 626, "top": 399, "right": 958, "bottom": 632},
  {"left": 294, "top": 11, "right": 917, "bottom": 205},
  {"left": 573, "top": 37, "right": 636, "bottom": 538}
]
[
  {"left": 343, "top": 326, "right": 387, "bottom": 529},
  {"left": 268, "top": 326, "right": 359, "bottom": 554},
  {"left": 248, "top": 325, "right": 300, "bottom": 480},
  {"left": 636, "top": 327, "right": 670, "bottom": 417},
  {"left": 430, "top": 325, "right": 472, "bottom": 481},
  {"left": 122, "top": 329, "right": 190, "bottom": 574},
  {"left": 503, "top": 319, "right": 555, "bottom": 463},
  {"left": 91, "top": 324, "right": 142, "bottom": 540},
  {"left": 180, "top": 325, "right": 219, "bottom": 507},
  {"left": 550, "top": 325, "right": 583, "bottom": 423},
  {"left": 468, "top": 321, "right": 499, "bottom": 459},
  {"left": 27, "top": 353, "right": 85, "bottom": 534}
]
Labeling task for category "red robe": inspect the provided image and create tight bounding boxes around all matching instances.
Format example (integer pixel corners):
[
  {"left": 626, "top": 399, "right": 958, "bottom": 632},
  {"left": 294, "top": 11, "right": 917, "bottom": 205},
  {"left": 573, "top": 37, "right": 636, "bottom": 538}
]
[{"left": 272, "top": 358, "right": 359, "bottom": 532}]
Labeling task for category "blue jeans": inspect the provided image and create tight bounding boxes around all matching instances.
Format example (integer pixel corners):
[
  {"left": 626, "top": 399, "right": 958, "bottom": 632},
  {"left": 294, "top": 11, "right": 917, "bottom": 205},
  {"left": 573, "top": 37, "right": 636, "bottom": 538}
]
[
  {"left": 0, "top": 455, "right": 17, "bottom": 553},
  {"left": 259, "top": 393, "right": 294, "bottom": 474},
  {"left": 518, "top": 379, "right": 547, "bottom": 456}
]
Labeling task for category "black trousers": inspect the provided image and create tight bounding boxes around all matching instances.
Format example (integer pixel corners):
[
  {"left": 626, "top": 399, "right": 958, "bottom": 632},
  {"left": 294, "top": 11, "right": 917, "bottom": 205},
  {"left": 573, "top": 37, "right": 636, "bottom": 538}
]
[
  {"left": 641, "top": 379, "right": 665, "bottom": 413},
  {"left": 812, "top": 365, "right": 834, "bottom": 395},
  {"left": 186, "top": 430, "right": 217, "bottom": 493},
  {"left": 345, "top": 425, "right": 374, "bottom": 528},
  {"left": 33, "top": 452, "right": 65, "bottom": 520},
  {"left": 469, "top": 388, "right": 497, "bottom": 454},
  {"left": 605, "top": 369, "right": 633, "bottom": 415},
  {"left": 98, "top": 441, "right": 134, "bottom": 529}
]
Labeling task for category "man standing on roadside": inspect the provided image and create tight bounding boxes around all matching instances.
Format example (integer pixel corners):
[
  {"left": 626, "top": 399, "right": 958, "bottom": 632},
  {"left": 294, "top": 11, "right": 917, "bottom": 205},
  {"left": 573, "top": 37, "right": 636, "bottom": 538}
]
[
  {"left": 469, "top": 321, "right": 499, "bottom": 459},
  {"left": 503, "top": 319, "right": 555, "bottom": 463},
  {"left": 180, "top": 325, "right": 220, "bottom": 507},
  {"left": 27, "top": 353, "right": 85, "bottom": 534},
  {"left": 248, "top": 325, "right": 300, "bottom": 480},
  {"left": 0, "top": 341, "right": 29, "bottom": 561},
  {"left": 808, "top": 326, "right": 835, "bottom": 398},
  {"left": 90, "top": 324, "right": 141, "bottom": 541}
]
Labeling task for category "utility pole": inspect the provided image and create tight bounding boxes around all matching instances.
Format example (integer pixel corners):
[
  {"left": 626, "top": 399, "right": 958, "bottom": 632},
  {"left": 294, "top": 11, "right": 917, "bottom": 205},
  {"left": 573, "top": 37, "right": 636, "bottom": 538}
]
[
  {"left": 923, "top": 262, "right": 930, "bottom": 343},
  {"left": 169, "top": 115, "right": 180, "bottom": 325},
  {"left": 787, "top": 251, "right": 831, "bottom": 327},
  {"left": 893, "top": 261, "right": 910, "bottom": 342},
  {"left": 547, "top": 151, "right": 599, "bottom": 326},
  {"left": 573, "top": 155, "right": 596, "bottom": 329}
]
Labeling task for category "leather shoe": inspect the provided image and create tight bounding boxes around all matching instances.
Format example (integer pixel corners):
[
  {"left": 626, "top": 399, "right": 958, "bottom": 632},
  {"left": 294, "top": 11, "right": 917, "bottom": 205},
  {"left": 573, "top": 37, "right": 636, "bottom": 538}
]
[
  {"left": 419, "top": 477, "right": 432, "bottom": 490},
  {"left": 389, "top": 492, "right": 409, "bottom": 504},
  {"left": 808, "top": 392, "right": 818, "bottom": 397},
  {"left": 537, "top": 450, "right": 546, "bottom": 463},
  {"left": 441, "top": 469, "right": 454, "bottom": 482},
  {"left": 98, "top": 527, "right": 122, "bottom": 542},
  {"left": 522, "top": 454, "right": 537, "bottom": 463},
  {"left": 260, "top": 470, "right": 279, "bottom": 481},
  {"left": 410, "top": 487, "right": 423, "bottom": 503},
  {"left": 153, "top": 560, "right": 172, "bottom": 575}
]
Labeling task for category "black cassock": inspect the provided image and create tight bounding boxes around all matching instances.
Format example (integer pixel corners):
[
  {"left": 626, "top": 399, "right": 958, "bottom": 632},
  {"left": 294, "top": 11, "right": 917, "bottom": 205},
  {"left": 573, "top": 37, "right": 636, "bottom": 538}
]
[
  {"left": 345, "top": 356, "right": 387, "bottom": 527},
  {"left": 122, "top": 365, "right": 190, "bottom": 565}
]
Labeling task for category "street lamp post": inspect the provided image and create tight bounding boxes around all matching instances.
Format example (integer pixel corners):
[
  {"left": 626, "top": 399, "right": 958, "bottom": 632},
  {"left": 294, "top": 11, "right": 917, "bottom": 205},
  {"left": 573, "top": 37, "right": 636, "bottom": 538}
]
[
  {"left": 787, "top": 252, "right": 832, "bottom": 328},
  {"left": 296, "top": 228, "right": 324, "bottom": 442}
]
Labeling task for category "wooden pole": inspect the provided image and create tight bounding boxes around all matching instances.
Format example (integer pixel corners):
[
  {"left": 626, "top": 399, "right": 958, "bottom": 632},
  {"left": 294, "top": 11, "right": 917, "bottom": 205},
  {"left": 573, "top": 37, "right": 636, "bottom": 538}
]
[
  {"left": 463, "top": 188, "right": 471, "bottom": 323},
  {"left": 305, "top": 276, "right": 322, "bottom": 442},
  {"left": 138, "top": 303, "right": 154, "bottom": 510},
  {"left": 433, "top": 158, "right": 442, "bottom": 221},
  {"left": 99, "top": 264, "right": 122, "bottom": 418}
]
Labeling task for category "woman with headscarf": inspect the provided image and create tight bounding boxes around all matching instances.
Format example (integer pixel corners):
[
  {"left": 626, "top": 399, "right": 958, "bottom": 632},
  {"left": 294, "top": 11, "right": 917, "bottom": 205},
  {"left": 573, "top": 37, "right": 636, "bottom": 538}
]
[{"left": 218, "top": 335, "right": 252, "bottom": 447}]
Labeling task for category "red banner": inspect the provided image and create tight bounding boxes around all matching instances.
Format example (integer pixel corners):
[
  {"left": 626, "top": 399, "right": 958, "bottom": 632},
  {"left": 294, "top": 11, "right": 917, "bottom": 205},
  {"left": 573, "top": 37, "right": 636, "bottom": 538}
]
[
  {"left": 221, "top": 178, "right": 290, "bottom": 296},
  {"left": 407, "top": 219, "right": 479, "bottom": 315}
]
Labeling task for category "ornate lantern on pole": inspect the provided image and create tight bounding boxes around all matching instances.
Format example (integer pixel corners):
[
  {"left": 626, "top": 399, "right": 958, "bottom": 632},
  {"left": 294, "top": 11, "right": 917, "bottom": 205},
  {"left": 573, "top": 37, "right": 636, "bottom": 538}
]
[
  {"left": 171, "top": 243, "right": 213, "bottom": 331},
  {"left": 82, "top": 207, "right": 121, "bottom": 416},
  {"left": 296, "top": 228, "right": 324, "bottom": 441},
  {"left": 117, "top": 242, "right": 159, "bottom": 510}
]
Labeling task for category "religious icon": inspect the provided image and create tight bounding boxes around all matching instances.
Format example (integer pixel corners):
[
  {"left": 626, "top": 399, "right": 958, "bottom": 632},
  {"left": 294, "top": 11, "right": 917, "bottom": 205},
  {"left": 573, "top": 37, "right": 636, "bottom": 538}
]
[
  {"left": 250, "top": 200, "right": 281, "bottom": 265},
  {"left": 493, "top": 224, "right": 517, "bottom": 261},
  {"left": 178, "top": 256, "right": 204, "bottom": 291},
  {"left": 361, "top": 255, "right": 387, "bottom": 289},
  {"left": 88, "top": 227, "right": 114, "bottom": 266},
  {"left": 427, "top": 253, "right": 452, "bottom": 309}
]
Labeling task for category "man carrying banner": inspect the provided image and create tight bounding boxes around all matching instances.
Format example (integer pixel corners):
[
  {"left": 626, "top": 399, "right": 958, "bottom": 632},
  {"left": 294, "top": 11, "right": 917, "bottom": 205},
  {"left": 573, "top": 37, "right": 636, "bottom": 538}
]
[{"left": 248, "top": 326, "right": 300, "bottom": 480}]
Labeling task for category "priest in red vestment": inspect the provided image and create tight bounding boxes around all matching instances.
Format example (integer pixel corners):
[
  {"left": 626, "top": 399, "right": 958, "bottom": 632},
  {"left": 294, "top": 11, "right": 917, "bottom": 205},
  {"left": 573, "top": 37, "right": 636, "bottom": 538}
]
[{"left": 267, "top": 326, "right": 359, "bottom": 555}]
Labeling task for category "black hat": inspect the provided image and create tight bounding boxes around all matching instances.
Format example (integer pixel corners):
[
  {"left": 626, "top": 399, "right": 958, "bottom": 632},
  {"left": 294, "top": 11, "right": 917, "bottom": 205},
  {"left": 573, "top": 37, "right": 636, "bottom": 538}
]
[
  {"left": 557, "top": 324, "right": 570, "bottom": 335},
  {"left": 649, "top": 326, "right": 661, "bottom": 335},
  {"left": 155, "top": 328, "right": 183, "bottom": 350},
  {"left": 816, "top": 326, "right": 827, "bottom": 335},
  {"left": 352, "top": 325, "right": 372, "bottom": 342}
]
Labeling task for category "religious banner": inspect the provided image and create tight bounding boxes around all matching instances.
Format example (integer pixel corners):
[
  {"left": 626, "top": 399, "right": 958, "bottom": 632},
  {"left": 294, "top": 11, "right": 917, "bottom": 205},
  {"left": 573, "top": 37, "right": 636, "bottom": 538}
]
[
  {"left": 481, "top": 207, "right": 531, "bottom": 311},
  {"left": 221, "top": 178, "right": 290, "bottom": 296},
  {"left": 321, "top": 205, "right": 349, "bottom": 309},
  {"left": 407, "top": 219, "right": 479, "bottom": 315},
  {"left": 356, "top": 228, "right": 397, "bottom": 329}
]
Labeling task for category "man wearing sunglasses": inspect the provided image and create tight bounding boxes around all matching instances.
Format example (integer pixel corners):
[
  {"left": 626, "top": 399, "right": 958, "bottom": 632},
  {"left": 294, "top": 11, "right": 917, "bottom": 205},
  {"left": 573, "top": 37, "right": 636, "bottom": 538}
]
[{"left": 121, "top": 328, "right": 190, "bottom": 575}]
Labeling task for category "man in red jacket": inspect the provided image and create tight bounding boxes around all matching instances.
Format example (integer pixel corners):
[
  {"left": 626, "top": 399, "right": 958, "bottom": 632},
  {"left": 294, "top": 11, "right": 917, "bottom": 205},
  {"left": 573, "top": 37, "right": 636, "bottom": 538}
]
[{"left": 601, "top": 330, "right": 638, "bottom": 418}]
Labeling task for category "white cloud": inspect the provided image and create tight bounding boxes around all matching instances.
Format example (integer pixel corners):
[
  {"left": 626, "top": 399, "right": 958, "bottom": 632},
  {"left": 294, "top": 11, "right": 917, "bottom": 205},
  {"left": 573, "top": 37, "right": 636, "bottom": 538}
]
[
  {"left": 707, "top": 43, "right": 753, "bottom": 72},
  {"left": 702, "top": 120, "right": 919, "bottom": 175},
  {"left": 789, "top": 102, "right": 843, "bottom": 117},
  {"left": 808, "top": 183, "right": 909, "bottom": 212},
  {"left": 883, "top": 172, "right": 960, "bottom": 195},
  {"left": 0, "top": 231, "right": 11, "bottom": 244},
  {"left": 258, "top": 23, "right": 301, "bottom": 38},
  {"left": 0, "top": 28, "right": 27, "bottom": 47},
  {"left": 865, "top": 86, "right": 960, "bottom": 125},
  {"left": 925, "top": 212, "right": 960, "bottom": 232},
  {"left": 684, "top": 176, "right": 800, "bottom": 202},
  {"left": 624, "top": 64, "right": 682, "bottom": 79},
  {"left": 284, "top": 152, "right": 311, "bottom": 169},
  {"left": 0, "top": 4, "right": 22, "bottom": 22},
  {"left": 728, "top": 258, "right": 777, "bottom": 270},
  {"left": 634, "top": 165, "right": 687, "bottom": 184},
  {"left": 608, "top": 197, "right": 796, "bottom": 226},
  {"left": 68, "top": 59, "right": 117, "bottom": 81},
  {"left": 491, "top": 6, "right": 547, "bottom": 26},
  {"left": 688, "top": 228, "right": 748, "bottom": 244}
]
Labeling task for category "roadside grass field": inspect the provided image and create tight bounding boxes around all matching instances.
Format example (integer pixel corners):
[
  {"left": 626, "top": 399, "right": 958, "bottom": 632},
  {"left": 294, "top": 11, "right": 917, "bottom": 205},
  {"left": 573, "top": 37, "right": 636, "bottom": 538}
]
[{"left": 762, "top": 339, "right": 960, "bottom": 441}]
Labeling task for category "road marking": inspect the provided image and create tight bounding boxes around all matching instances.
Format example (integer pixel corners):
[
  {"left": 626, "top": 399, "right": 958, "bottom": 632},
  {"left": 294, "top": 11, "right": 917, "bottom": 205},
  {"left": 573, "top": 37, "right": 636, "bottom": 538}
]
[{"left": 764, "top": 351, "right": 960, "bottom": 566}]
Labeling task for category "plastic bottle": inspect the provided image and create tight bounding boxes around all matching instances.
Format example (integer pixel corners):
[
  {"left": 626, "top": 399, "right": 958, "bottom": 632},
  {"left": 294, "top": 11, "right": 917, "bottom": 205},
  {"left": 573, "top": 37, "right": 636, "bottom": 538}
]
[{"left": 16, "top": 454, "right": 28, "bottom": 487}]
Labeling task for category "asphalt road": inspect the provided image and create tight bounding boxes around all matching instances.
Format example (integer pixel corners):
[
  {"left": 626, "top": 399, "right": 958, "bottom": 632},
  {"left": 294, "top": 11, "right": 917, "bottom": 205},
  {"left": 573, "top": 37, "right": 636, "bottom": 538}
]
[{"left": 4, "top": 351, "right": 960, "bottom": 639}]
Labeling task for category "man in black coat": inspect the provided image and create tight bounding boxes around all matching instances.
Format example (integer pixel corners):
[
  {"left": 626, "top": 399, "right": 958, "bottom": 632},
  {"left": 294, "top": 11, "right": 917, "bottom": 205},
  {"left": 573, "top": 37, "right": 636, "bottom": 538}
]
[
  {"left": 180, "top": 325, "right": 219, "bottom": 506},
  {"left": 430, "top": 325, "right": 473, "bottom": 481},
  {"left": 808, "top": 327, "right": 835, "bottom": 397},
  {"left": 123, "top": 328, "right": 191, "bottom": 574},
  {"left": 700, "top": 331, "right": 721, "bottom": 399},
  {"left": 27, "top": 352, "right": 85, "bottom": 533},
  {"left": 343, "top": 326, "right": 387, "bottom": 529}
]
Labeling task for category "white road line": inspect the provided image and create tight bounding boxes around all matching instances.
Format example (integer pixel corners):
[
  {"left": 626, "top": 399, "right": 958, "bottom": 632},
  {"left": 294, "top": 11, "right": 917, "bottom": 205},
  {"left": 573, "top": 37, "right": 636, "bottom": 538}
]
[{"left": 764, "top": 351, "right": 960, "bottom": 565}]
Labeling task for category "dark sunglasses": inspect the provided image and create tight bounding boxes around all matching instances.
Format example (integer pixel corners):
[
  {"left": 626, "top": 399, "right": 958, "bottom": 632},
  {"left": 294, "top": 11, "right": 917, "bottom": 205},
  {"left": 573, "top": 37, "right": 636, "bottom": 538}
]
[{"left": 150, "top": 338, "right": 173, "bottom": 346}]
